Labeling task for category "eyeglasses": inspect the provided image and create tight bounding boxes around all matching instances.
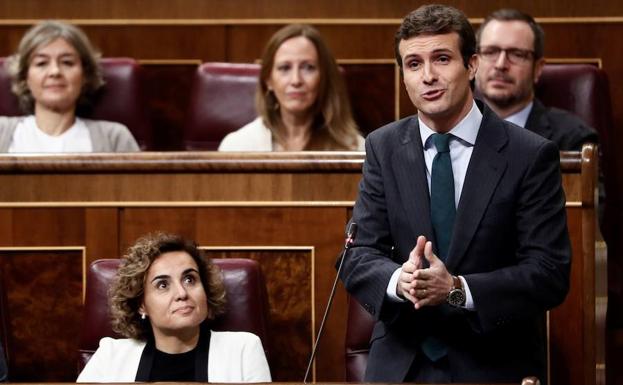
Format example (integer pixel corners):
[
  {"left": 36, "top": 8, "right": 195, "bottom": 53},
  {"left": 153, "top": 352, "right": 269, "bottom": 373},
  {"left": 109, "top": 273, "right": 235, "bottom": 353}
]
[{"left": 477, "top": 46, "right": 535, "bottom": 64}]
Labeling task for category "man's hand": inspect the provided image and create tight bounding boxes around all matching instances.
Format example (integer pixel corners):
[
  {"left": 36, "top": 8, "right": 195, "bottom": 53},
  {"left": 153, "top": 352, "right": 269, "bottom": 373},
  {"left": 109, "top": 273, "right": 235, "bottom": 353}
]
[
  {"left": 396, "top": 235, "right": 426, "bottom": 303},
  {"left": 410, "top": 237, "right": 453, "bottom": 309}
]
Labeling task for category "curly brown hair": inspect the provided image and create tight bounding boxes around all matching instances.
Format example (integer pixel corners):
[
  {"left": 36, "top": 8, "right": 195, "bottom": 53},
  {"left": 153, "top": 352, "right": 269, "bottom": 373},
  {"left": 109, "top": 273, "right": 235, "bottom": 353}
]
[{"left": 109, "top": 233, "right": 226, "bottom": 340}]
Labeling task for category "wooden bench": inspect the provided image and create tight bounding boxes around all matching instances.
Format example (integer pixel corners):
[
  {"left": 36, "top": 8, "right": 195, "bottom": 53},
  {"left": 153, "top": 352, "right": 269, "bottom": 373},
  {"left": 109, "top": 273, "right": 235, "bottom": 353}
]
[{"left": 0, "top": 148, "right": 603, "bottom": 385}]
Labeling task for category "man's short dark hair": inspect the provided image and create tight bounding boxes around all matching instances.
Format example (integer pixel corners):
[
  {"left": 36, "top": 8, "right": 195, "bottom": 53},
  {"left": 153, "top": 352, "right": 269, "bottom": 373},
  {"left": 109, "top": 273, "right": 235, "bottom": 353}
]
[
  {"left": 395, "top": 4, "right": 476, "bottom": 69},
  {"left": 476, "top": 9, "right": 545, "bottom": 60}
]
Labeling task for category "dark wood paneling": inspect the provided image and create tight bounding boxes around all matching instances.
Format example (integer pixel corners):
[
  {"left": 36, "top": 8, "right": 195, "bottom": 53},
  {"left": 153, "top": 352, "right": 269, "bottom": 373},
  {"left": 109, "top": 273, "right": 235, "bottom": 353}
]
[
  {"left": 141, "top": 64, "right": 196, "bottom": 150},
  {"left": 87, "top": 26, "right": 226, "bottom": 60},
  {"left": 0, "top": 210, "right": 12, "bottom": 246},
  {"left": 0, "top": 249, "right": 83, "bottom": 381},
  {"left": 226, "top": 25, "right": 396, "bottom": 62},
  {"left": 1, "top": 0, "right": 622, "bottom": 18},
  {"left": 120, "top": 208, "right": 198, "bottom": 248},
  {"left": 11, "top": 208, "right": 85, "bottom": 245},
  {"left": 550, "top": 208, "right": 588, "bottom": 384},
  {"left": 399, "top": 81, "right": 417, "bottom": 119},
  {"left": 343, "top": 63, "right": 396, "bottom": 135},
  {"left": 0, "top": 25, "right": 226, "bottom": 61},
  {"left": 85, "top": 208, "right": 119, "bottom": 264},
  {"left": 205, "top": 249, "right": 312, "bottom": 382}
]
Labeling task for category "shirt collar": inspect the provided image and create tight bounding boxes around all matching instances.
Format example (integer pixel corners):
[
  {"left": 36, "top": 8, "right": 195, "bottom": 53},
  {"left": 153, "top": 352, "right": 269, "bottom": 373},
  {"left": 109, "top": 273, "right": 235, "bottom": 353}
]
[
  {"left": 419, "top": 100, "right": 482, "bottom": 148},
  {"left": 504, "top": 100, "right": 533, "bottom": 128}
]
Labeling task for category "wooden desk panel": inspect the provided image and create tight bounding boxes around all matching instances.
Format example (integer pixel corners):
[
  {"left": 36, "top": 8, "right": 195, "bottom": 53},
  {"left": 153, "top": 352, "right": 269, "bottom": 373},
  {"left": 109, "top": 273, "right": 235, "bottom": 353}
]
[{"left": 0, "top": 150, "right": 601, "bottom": 385}]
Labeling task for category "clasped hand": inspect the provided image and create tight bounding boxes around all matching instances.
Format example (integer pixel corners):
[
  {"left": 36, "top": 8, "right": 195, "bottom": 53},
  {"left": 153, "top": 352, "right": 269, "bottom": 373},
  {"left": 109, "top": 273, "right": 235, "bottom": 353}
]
[{"left": 397, "top": 235, "right": 453, "bottom": 309}]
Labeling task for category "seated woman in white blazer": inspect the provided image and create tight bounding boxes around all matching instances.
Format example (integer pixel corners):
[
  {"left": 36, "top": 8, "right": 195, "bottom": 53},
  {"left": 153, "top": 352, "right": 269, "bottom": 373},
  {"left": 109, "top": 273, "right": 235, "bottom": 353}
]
[{"left": 77, "top": 233, "right": 271, "bottom": 383}]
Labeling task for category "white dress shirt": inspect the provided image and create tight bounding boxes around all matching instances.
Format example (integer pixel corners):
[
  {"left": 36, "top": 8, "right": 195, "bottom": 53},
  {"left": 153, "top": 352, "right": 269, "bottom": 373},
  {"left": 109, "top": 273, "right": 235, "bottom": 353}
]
[{"left": 503, "top": 101, "right": 533, "bottom": 128}]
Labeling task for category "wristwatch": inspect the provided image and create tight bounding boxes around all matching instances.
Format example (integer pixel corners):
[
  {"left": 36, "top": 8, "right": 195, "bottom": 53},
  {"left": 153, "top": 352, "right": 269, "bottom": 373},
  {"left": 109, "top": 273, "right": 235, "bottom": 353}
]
[{"left": 447, "top": 275, "right": 466, "bottom": 307}]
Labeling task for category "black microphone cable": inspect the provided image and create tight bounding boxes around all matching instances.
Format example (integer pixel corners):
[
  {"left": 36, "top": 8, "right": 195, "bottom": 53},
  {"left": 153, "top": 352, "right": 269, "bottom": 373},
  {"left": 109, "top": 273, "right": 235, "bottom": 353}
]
[{"left": 303, "top": 222, "right": 357, "bottom": 383}]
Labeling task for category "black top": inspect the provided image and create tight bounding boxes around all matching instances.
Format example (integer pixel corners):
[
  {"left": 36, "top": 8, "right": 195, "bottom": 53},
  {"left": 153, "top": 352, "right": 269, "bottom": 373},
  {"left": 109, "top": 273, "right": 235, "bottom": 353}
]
[
  {"left": 149, "top": 347, "right": 197, "bottom": 381},
  {"left": 135, "top": 324, "right": 211, "bottom": 382}
]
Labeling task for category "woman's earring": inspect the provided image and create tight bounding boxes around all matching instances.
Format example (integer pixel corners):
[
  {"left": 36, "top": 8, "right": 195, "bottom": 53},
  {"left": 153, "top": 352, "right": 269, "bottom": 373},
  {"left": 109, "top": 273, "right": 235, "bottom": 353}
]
[{"left": 141, "top": 313, "right": 146, "bottom": 320}]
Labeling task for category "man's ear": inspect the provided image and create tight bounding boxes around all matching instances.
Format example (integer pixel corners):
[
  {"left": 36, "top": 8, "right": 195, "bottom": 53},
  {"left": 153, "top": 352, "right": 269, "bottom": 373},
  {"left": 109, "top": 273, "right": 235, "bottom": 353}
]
[
  {"left": 533, "top": 57, "right": 546, "bottom": 84},
  {"left": 468, "top": 54, "right": 479, "bottom": 80}
]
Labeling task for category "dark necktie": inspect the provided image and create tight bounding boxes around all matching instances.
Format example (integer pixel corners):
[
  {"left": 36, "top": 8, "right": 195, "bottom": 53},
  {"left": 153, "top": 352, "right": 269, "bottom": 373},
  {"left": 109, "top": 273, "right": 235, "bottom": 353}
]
[
  {"left": 430, "top": 133, "right": 456, "bottom": 261},
  {"left": 420, "top": 133, "right": 455, "bottom": 363}
]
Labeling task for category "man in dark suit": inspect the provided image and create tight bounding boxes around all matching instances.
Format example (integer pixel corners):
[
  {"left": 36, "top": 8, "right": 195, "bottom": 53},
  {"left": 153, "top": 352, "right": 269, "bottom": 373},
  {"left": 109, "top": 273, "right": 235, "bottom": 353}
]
[
  {"left": 339, "top": 4, "right": 570, "bottom": 383},
  {"left": 475, "top": 9, "right": 598, "bottom": 150}
]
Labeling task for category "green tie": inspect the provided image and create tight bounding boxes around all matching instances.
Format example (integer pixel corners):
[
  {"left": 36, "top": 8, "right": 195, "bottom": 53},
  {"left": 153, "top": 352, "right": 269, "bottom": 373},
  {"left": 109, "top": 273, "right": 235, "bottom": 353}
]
[
  {"left": 430, "top": 133, "right": 455, "bottom": 261},
  {"left": 421, "top": 133, "right": 455, "bottom": 362}
]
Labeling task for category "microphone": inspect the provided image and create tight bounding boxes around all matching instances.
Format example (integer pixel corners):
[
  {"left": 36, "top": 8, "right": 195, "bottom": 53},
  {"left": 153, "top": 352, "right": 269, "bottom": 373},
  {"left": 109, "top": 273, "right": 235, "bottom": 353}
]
[{"left": 303, "top": 222, "right": 357, "bottom": 383}]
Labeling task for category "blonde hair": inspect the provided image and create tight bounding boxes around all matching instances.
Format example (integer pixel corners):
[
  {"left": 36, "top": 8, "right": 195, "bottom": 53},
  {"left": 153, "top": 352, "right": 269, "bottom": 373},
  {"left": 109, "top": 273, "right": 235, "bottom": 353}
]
[
  {"left": 5, "top": 20, "right": 104, "bottom": 114},
  {"left": 109, "top": 233, "right": 226, "bottom": 340},
  {"left": 256, "top": 24, "right": 361, "bottom": 150}
]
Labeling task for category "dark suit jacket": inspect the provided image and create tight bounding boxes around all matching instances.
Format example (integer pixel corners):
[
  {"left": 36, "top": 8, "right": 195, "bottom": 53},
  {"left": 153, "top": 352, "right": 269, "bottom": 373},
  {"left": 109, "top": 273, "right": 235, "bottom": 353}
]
[
  {"left": 0, "top": 344, "right": 6, "bottom": 382},
  {"left": 340, "top": 103, "right": 571, "bottom": 383},
  {"left": 525, "top": 98, "right": 598, "bottom": 151}
]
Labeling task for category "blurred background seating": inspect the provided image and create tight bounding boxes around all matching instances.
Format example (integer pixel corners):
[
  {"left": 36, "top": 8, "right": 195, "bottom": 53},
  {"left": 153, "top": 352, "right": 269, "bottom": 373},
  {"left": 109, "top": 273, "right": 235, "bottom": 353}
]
[{"left": 184, "top": 62, "right": 259, "bottom": 150}]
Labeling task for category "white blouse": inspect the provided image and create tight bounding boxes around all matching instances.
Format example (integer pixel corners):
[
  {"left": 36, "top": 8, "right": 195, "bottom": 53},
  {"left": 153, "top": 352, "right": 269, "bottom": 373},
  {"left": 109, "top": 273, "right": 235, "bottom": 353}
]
[{"left": 8, "top": 115, "right": 93, "bottom": 153}]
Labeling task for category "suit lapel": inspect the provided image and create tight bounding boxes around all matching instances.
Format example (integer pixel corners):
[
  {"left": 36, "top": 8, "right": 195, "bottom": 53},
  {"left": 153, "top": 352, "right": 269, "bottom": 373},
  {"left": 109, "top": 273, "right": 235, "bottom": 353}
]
[
  {"left": 524, "top": 99, "right": 553, "bottom": 140},
  {"left": 445, "top": 107, "right": 508, "bottom": 271},
  {"left": 391, "top": 118, "right": 435, "bottom": 243}
]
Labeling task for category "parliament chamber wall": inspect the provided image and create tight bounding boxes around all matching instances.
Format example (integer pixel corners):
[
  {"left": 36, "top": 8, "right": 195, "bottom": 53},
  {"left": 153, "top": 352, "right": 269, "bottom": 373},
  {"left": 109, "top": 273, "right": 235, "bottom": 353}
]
[{"left": 0, "top": 1, "right": 620, "bottom": 384}]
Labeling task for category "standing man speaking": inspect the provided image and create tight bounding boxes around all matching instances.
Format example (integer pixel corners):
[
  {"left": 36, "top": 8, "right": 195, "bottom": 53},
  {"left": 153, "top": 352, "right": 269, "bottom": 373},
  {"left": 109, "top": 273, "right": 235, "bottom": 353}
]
[{"left": 340, "top": 4, "right": 570, "bottom": 383}]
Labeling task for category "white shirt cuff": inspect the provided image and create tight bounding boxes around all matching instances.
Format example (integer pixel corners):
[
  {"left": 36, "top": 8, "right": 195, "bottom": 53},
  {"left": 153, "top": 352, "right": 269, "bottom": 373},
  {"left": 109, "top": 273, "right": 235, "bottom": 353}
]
[
  {"left": 459, "top": 275, "right": 475, "bottom": 310},
  {"left": 386, "top": 267, "right": 406, "bottom": 302}
]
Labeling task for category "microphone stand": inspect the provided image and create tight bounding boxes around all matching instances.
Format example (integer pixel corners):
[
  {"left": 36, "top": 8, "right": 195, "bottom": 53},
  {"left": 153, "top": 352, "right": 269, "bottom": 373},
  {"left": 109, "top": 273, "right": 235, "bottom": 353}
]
[{"left": 303, "top": 222, "right": 357, "bottom": 383}]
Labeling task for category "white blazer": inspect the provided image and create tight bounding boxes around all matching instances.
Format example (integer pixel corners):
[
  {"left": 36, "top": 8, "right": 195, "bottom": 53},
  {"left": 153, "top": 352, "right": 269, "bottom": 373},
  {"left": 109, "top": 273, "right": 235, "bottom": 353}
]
[
  {"left": 218, "top": 118, "right": 273, "bottom": 151},
  {"left": 218, "top": 117, "right": 365, "bottom": 151},
  {"left": 77, "top": 331, "right": 271, "bottom": 383}
]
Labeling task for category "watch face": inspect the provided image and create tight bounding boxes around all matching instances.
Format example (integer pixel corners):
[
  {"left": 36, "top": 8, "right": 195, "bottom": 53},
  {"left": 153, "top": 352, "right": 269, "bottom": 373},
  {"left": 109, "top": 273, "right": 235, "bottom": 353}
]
[{"left": 448, "top": 289, "right": 466, "bottom": 307}]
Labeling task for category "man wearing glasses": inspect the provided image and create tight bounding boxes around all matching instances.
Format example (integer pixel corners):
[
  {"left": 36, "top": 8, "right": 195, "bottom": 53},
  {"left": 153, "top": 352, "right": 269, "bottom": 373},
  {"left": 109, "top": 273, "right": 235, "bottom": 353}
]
[{"left": 475, "top": 9, "right": 597, "bottom": 150}]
